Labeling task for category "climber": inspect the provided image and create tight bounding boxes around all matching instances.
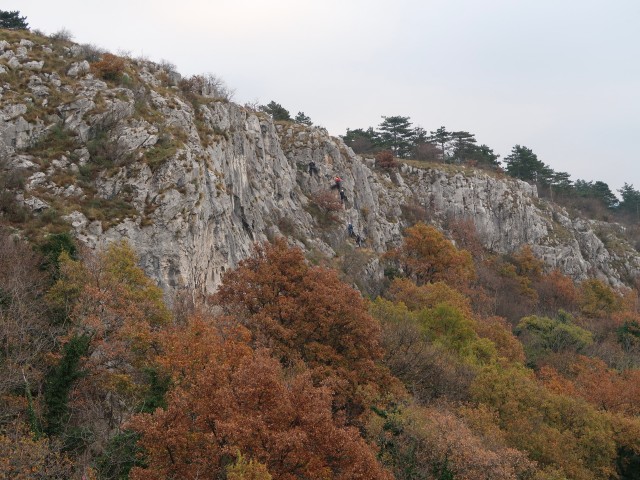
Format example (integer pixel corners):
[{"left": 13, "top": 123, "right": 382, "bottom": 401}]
[
  {"left": 339, "top": 187, "right": 347, "bottom": 204},
  {"left": 347, "top": 222, "right": 354, "bottom": 237},
  {"left": 331, "top": 175, "right": 342, "bottom": 190},
  {"left": 355, "top": 233, "right": 364, "bottom": 248},
  {"left": 308, "top": 160, "right": 318, "bottom": 176}
]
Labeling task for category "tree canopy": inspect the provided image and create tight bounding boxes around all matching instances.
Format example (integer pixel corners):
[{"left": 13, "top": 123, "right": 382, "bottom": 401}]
[
  {"left": 0, "top": 10, "right": 28, "bottom": 30},
  {"left": 260, "top": 101, "right": 292, "bottom": 122}
]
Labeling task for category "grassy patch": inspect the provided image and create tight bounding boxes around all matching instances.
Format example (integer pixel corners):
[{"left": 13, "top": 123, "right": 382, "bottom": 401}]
[
  {"left": 144, "top": 135, "right": 178, "bottom": 172},
  {"left": 26, "top": 124, "right": 78, "bottom": 163}
]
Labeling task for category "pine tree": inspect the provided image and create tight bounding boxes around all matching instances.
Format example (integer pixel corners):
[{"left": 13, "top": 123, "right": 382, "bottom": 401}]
[
  {"left": 618, "top": 183, "right": 640, "bottom": 219},
  {"left": 503, "top": 145, "right": 552, "bottom": 184},
  {"left": 0, "top": 10, "right": 29, "bottom": 30},
  {"left": 294, "top": 111, "right": 312, "bottom": 126},
  {"left": 428, "top": 126, "right": 453, "bottom": 162},
  {"left": 260, "top": 101, "right": 291, "bottom": 121},
  {"left": 377, "top": 115, "right": 415, "bottom": 158},
  {"left": 450, "top": 131, "right": 477, "bottom": 162},
  {"left": 342, "top": 127, "right": 379, "bottom": 154}
]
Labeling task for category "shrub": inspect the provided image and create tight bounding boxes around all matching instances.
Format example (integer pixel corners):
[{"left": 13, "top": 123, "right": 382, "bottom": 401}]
[
  {"left": 179, "top": 73, "right": 234, "bottom": 101},
  {"left": 308, "top": 190, "right": 343, "bottom": 225},
  {"left": 49, "top": 27, "right": 74, "bottom": 41},
  {"left": 91, "top": 53, "right": 126, "bottom": 81},
  {"left": 78, "top": 43, "right": 106, "bottom": 62},
  {"left": 375, "top": 150, "right": 398, "bottom": 169}
]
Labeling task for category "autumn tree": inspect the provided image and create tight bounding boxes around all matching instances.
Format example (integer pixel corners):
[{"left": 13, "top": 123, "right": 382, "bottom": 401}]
[
  {"left": 213, "top": 238, "right": 396, "bottom": 422},
  {"left": 0, "top": 425, "right": 73, "bottom": 479},
  {"left": 580, "top": 278, "right": 622, "bottom": 318},
  {"left": 43, "top": 241, "right": 171, "bottom": 467},
  {"left": 90, "top": 53, "right": 126, "bottom": 81},
  {"left": 471, "top": 365, "right": 619, "bottom": 480},
  {"left": 371, "top": 298, "right": 475, "bottom": 403},
  {"left": 535, "top": 269, "right": 579, "bottom": 315},
  {"left": 369, "top": 403, "right": 537, "bottom": 480},
  {"left": 388, "top": 222, "right": 475, "bottom": 288},
  {"left": 129, "top": 317, "right": 392, "bottom": 480},
  {"left": 540, "top": 356, "right": 640, "bottom": 416},
  {"left": 308, "top": 190, "right": 343, "bottom": 225},
  {"left": 0, "top": 234, "right": 55, "bottom": 402}
]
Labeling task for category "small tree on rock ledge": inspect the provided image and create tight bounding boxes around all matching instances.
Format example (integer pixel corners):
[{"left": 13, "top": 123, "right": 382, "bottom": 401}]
[{"left": 0, "top": 10, "right": 29, "bottom": 30}]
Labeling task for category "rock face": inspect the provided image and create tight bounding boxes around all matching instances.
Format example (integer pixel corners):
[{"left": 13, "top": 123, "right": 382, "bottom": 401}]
[{"left": 1, "top": 32, "right": 639, "bottom": 294}]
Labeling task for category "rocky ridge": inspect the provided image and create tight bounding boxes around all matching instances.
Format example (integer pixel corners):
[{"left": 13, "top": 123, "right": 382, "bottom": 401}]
[{"left": 1, "top": 30, "right": 639, "bottom": 295}]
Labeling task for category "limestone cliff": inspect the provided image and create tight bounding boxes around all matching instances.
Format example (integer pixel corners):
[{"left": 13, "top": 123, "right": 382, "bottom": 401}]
[{"left": 1, "top": 31, "right": 638, "bottom": 294}]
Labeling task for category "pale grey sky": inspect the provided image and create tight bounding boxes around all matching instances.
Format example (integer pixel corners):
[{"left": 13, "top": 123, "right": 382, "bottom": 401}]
[{"left": 4, "top": 0, "right": 639, "bottom": 193}]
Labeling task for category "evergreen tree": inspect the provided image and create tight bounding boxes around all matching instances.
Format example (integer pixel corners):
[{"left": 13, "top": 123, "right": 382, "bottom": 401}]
[
  {"left": 574, "top": 180, "right": 618, "bottom": 209},
  {"left": 549, "top": 171, "right": 574, "bottom": 199},
  {"left": 450, "top": 131, "right": 477, "bottom": 162},
  {"left": 428, "top": 126, "right": 453, "bottom": 162},
  {"left": 467, "top": 144, "right": 500, "bottom": 167},
  {"left": 294, "top": 111, "right": 312, "bottom": 126},
  {"left": 44, "top": 335, "right": 90, "bottom": 436},
  {"left": 377, "top": 115, "right": 415, "bottom": 158},
  {"left": 260, "top": 101, "right": 291, "bottom": 121},
  {"left": 342, "top": 127, "right": 379, "bottom": 154},
  {"left": 0, "top": 10, "right": 28, "bottom": 30},
  {"left": 503, "top": 145, "right": 552, "bottom": 184},
  {"left": 618, "top": 183, "right": 640, "bottom": 218}
]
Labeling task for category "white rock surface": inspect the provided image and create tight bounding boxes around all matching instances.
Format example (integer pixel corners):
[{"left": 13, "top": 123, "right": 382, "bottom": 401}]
[{"left": 0, "top": 33, "right": 637, "bottom": 296}]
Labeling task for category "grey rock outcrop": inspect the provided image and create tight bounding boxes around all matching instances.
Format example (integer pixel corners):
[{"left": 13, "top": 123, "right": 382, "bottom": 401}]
[{"left": 1, "top": 33, "right": 638, "bottom": 295}]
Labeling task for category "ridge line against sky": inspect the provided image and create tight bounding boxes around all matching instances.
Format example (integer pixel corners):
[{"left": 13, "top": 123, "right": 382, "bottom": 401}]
[{"left": 3, "top": 0, "right": 639, "bottom": 193}]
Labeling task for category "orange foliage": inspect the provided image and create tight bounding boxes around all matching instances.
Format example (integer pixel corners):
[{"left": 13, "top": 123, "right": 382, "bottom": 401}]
[
  {"left": 474, "top": 316, "right": 525, "bottom": 364},
  {"left": 90, "top": 53, "right": 126, "bottom": 81},
  {"left": 389, "top": 222, "right": 475, "bottom": 288},
  {"left": 540, "top": 356, "right": 640, "bottom": 416},
  {"left": 0, "top": 423, "right": 73, "bottom": 479},
  {"left": 369, "top": 404, "right": 536, "bottom": 480},
  {"left": 535, "top": 269, "right": 579, "bottom": 314},
  {"left": 447, "top": 216, "right": 486, "bottom": 259},
  {"left": 129, "top": 317, "right": 392, "bottom": 480},
  {"left": 213, "top": 238, "right": 396, "bottom": 422},
  {"left": 386, "top": 279, "right": 524, "bottom": 363},
  {"left": 510, "top": 245, "right": 543, "bottom": 280},
  {"left": 375, "top": 150, "right": 398, "bottom": 169},
  {"left": 580, "top": 279, "right": 622, "bottom": 318},
  {"left": 45, "top": 241, "right": 171, "bottom": 460}
]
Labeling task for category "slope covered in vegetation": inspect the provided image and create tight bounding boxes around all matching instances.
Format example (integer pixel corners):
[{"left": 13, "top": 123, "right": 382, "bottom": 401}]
[
  {"left": 2, "top": 222, "right": 640, "bottom": 479},
  {"left": 1, "top": 24, "right": 640, "bottom": 480}
]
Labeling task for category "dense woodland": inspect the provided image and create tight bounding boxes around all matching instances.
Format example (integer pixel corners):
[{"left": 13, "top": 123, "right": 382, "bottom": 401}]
[
  {"left": 2, "top": 13, "right": 640, "bottom": 480},
  {"left": 2, "top": 221, "right": 640, "bottom": 479}
]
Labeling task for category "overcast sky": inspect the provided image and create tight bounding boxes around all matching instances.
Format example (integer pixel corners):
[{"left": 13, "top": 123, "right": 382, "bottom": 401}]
[{"left": 5, "top": 0, "right": 639, "bottom": 193}]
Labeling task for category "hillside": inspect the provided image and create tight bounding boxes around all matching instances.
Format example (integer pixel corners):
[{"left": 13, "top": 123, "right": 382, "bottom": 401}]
[
  {"left": 1, "top": 29, "right": 639, "bottom": 294},
  {"left": 2, "top": 29, "right": 640, "bottom": 480}
]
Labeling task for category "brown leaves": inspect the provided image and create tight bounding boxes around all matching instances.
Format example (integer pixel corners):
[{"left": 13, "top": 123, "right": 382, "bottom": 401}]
[
  {"left": 129, "top": 316, "right": 392, "bottom": 480},
  {"left": 214, "top": 238, "right": 395, "bottom": 422},
  {"left": 388, "top": 223, "right": 475, "bottom": 288}
]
